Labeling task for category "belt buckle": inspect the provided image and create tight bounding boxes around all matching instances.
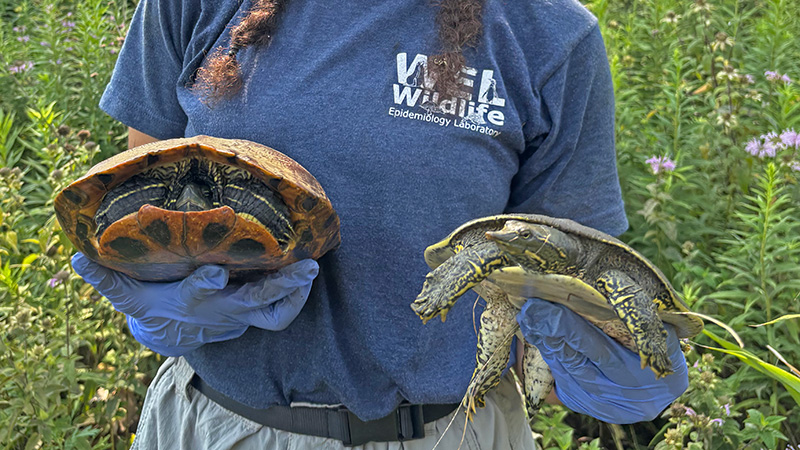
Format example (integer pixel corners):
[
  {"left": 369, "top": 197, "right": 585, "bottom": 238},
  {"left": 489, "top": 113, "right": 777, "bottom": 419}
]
[{"left": 342, "top": 403, "right": 425, "bottom": 447}]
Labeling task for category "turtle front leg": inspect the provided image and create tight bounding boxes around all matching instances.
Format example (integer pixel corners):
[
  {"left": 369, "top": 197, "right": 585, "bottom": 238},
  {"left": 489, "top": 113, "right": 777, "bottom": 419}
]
[
  {"left": 411, "top": 241, "right": 507, "bottom": 323},
  {"left": 596, "top": 270, "right": 672, "bottom": 377},
  {"left": 463, "top": 284, "right": 518, "bottom": 418},
  {"left": 521, "top": 343, "right": 554, "bottom": 422}
]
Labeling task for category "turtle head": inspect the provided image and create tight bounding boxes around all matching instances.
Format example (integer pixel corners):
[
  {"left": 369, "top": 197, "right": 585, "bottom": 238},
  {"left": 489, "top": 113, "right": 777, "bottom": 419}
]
[
  {"left": 174, "top": 182, "right": 214, "bottom": 211},
  {"left": 486, "top": 220, "right": 581, "bottom": 272}
]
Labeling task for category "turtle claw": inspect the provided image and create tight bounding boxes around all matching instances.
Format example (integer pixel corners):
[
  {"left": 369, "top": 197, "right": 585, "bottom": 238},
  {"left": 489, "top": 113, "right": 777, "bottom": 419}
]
[
  {"left": 638, "top": 336, "right": 673, "bottom": 378},
  {"left": 411, "top": 289, "right": 453, "bottom": 323}
]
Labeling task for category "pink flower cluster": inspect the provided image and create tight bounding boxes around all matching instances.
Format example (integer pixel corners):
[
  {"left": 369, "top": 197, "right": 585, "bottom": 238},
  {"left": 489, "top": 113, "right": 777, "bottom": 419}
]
[
  {"left": 8, "top": 61, "right": 34, "bottom": 74},
  {"left": 746, "top": 130, "right": 800, "bottom": 171},
  {"left": 746, "top": 129, "right": 800, "bottom": 158},
  {"left": 765, "top": 71, "right": 792, "bottom": 85},
  {"left": 645, "top": 156, "right": 676, "bottom": 175}
]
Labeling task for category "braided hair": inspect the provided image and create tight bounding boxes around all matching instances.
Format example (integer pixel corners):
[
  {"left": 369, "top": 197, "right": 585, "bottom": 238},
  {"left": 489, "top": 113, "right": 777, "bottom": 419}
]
[{"left": 192, "top": 0, "right": 484, "bottom": 104}]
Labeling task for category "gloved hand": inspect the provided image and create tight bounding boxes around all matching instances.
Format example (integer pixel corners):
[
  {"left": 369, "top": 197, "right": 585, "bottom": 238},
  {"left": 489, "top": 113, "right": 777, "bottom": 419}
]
[
  {"left": 71, "top": 253, "right": 319, "bottom": 357},
  {"left": 517, "top": 297, "right": 688, "bottom": 423}
]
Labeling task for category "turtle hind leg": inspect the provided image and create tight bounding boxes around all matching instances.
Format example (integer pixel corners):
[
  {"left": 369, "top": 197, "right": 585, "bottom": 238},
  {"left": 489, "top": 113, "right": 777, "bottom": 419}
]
[
  {"left": 596, "top": 269, "right": 672, "bottom": 377},
  {"left": 411, "top": 241, "right": 506, "bottom": 323},
  {"left": 522, "top": 343, "right": 554, "bottom": 423},
  {"left": 463, "top": 284, "right": 517, "bottom": 419}
]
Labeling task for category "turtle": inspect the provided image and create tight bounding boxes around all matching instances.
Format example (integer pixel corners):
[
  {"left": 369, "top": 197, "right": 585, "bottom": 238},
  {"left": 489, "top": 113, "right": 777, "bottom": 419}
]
[
  {"left": 55, "top": 135, "right": 340, "bottom": 282},
  {"left": 410, "top": 214, "right": 703, "bottom": 421}
]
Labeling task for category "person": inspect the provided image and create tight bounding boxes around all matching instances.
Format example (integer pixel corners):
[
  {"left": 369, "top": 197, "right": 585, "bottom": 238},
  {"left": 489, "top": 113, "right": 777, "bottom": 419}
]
[{"left": 71, "top": 0, "right": 689, "bottom": 448}]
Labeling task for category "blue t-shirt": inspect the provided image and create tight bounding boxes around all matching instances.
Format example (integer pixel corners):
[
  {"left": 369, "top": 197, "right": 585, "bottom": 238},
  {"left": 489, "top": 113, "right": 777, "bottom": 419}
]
[{"left": 100, "top": 0, "right": 629, "bottom": 420}]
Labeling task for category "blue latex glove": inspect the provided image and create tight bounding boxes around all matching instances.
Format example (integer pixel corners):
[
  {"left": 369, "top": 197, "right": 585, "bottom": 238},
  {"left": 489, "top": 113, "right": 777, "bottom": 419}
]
[
  {"left": 71, "top": 253, "right": 319, "bottom": 357},
  {"left": 517, "top": 298, "right": 688, "bottom": 423}
]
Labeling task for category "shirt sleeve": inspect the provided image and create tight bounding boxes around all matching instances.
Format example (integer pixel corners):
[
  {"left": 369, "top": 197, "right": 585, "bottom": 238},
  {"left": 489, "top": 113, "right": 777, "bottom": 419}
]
[
  {"left": 508, "top": 25, "right": 628, "bottom": 237},
  {"left": 98, "top": 0, "right": 199, "bottom": 139}
]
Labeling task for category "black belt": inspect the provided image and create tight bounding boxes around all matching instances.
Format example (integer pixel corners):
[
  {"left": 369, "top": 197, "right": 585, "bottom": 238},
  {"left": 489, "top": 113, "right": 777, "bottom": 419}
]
[{"left": 189, "top": 374, "right": 460, "bottom": 446}]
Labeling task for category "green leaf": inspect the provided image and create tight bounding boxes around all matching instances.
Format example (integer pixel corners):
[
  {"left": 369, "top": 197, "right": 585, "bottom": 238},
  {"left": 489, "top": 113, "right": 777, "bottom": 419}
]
[
  {"left": 753, "top": 314, "right": 800, "bottom": 327},
  {"left": 20, "top": 253, "right": 38, "bottom": 268},
  {"left": 702, "top": 330, "right": 800, "bottom": 406},
  {"left": 23, "top": 433, "right": 41, "bottom": 450}
]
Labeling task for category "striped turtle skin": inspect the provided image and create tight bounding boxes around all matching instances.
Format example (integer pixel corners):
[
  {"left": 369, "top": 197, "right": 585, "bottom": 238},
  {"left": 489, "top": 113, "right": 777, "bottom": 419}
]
[{"left": 55, "top": 135, "right": 340, "bottom": 282}]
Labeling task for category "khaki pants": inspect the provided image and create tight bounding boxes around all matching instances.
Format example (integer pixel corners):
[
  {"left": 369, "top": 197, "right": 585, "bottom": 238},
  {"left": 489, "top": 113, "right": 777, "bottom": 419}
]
[{"left": 132, "top": 357, "right": 537, "bottom": 450}]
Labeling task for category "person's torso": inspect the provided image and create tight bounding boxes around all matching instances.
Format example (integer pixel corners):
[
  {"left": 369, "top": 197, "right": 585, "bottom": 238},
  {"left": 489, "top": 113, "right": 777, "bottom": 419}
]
[{"left": 172, "top": 0, "right": 601, "bottom": 419}]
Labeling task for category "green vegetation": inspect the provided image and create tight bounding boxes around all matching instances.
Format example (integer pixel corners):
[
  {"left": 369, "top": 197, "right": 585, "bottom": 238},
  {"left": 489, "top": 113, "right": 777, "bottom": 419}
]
[{"left": 1, "top": 0, "right": 799, "bottom": 448}]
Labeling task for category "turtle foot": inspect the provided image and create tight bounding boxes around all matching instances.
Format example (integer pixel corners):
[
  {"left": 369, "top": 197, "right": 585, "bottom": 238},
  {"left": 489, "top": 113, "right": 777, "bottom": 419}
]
[
  {"left": 462, "top": 395, "right": 485, "bottom": 422},
  {"left": 637, "top": 327, "right": 673, "bottom": 378},
  {"left": 596, "top": 269, "right": 673, "bottom": 378},
  {"left": 523, "top": 344, "right": 554, "bottom": 422},
  {"left": 410, "top": 294, "right": 450, "bottom": 323}
]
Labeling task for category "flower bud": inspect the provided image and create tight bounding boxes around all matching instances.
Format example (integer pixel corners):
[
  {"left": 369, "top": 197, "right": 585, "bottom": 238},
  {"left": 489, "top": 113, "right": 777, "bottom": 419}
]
[
  {"left": 55, "top": 270, "right": 70, "bottom": 282},
  {"left": 57, "top": 124, "right": 71, "bottom": 136},
  {"left": 669, "top": 402, "right": 686, "bottom": 418},
  {"left": 84, "top": 141, "right": 97, "bottom": 151},
  {"left": 664, "top": 428, "right": 681, "bottom": 446},
  {"left": 77, "top": 129, "right": 91, "bottom": 141},
  {"left": 16, "top": 309, "right": 31, "bottom": 325},
  {"left": 51, "top": 169, "right": 63, "bottom": 180}
]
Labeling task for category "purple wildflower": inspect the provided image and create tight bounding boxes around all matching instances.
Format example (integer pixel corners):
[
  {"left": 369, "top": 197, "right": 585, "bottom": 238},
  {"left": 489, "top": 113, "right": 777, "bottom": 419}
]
[
  {"left": 17, "top": 35, "right": 30, "bottom": 43},
  {"left": 710, "top": 418, "right": 724, "bottom": 427},
  {"left": 722, "top": 403, "right": 731, "bottom": 416},
  {"left": 61, "top": 20, "right": 76, "bottom": 29},
  {"left": 685, "top": 407, "right": 697, "bottom": 416},
  {"left": 8, "top": 61, "right": 34, "bottom": 74},
  {"left": 744, "top": 74, "right": 755, "bottom": 84},
  {"left": 40, "top": 41, "right": 50, "bottom": 47},
  {"left": 65, "top": 47, "right": 74, "bottom": 52},
  {"left": 645, "top": 156, "right": 677, "bottom": 175},
  {"left": 780, "top": 129, "right": 800, "bottom": 148},
  {"left": 48, "top": 277, "right": 61, "bottom": 288},
  {"left": 791, "top": 162, "right": 800, "bottom": 172},
  {"left": 762, "top": 131, "right": 783, "bottom": 157},
  {"left": 55, "top": 59, "right": 62, "bottom": 65},
  {"left": 12, "top": 26, "right": 26, "bottom": 33},
  {"left": 745, "top": 137, "right": 762, "bottom": 156},
  {"left": 766, "top": 71, "right": 793, "bottom": 84}
]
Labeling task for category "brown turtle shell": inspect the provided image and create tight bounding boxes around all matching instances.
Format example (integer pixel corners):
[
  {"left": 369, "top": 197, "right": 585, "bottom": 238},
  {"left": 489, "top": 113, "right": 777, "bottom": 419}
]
[{"left": 55, "top": 135, "right": 340, "bottom": 281}]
